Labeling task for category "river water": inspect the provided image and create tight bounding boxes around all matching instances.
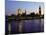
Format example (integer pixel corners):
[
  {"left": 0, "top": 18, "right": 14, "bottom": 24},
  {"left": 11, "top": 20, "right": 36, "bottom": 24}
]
[{"left": 5, "top": 19, "right": 44, "bottom": 34}]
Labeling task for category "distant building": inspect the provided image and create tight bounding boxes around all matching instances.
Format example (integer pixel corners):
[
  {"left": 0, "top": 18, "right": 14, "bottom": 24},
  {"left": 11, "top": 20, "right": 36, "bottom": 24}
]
[
  {"left": 18, "top": 8, "right": 22, "bottom": 16},
  {"left": 39, "top": 6, "right": 41, "bottom": 16},
  {"left": 25, "top": 10, "right": 26, "bottom": 15},
  {"left": 21, "top": 10, "right": 26, "bottom": 16}
]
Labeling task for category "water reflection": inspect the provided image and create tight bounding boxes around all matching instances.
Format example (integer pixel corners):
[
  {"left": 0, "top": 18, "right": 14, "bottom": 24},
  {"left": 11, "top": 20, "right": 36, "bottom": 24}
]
[{"left": 5, "top": 19, "right": 44, "bottom": 34}]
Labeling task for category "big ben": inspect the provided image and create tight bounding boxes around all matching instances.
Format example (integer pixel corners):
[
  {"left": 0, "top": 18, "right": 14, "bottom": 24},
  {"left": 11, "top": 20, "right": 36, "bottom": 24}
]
[{"left": 39, "top": 6, "right": 41, "bottom": 16}]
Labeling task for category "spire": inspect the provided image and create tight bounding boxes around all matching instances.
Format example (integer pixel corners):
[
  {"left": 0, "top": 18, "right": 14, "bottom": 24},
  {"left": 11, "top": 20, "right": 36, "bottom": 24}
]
[
  {"left": 39, "top": 5, "right": 41, "bottom": 16},
  {"left": 25, "top": 9, "right": 26, "bottom": 15},
  {"left": 17, "top": 8, "right": 21, "bottom": 16}
]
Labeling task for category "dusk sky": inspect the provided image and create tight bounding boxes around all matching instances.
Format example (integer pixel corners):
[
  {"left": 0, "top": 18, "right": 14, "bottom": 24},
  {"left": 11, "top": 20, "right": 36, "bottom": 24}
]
[{"left": 5, "top": 0, "right": 44, "bottom": 15}]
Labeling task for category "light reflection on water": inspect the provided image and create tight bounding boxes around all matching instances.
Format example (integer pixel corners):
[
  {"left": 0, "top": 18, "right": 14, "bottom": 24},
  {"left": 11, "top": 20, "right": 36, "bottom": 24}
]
[
  {"left": 23, "top": 19, "right": 44, "bottom": 32},
  {"left": 5, "top": 19, "right": 44, "bottom": 34}
]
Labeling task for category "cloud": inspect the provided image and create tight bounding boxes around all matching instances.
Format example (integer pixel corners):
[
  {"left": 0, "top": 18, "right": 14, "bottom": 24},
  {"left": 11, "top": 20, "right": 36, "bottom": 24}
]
[
  {"left": 8, "top": 0, "right": 17, "bottom": 1},
  {"left": 8, "top": 0, "right": 30, "bottom": 1},
  {"left": 8, "top": 0, "right": 23, "bottom": 1}
]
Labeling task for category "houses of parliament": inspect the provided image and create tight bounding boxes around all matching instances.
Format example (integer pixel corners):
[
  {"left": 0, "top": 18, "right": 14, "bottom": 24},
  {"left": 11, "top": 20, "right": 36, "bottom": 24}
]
[
  {"left": 6, "top": 6, "right": 44, "bottom": 20},
  {"left": 17, "top": 6, "right": 42, "bottom": 17}
]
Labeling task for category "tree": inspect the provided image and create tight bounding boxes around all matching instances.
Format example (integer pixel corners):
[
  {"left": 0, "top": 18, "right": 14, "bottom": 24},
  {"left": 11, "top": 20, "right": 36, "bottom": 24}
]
[
  {"left": 30, "top": 12, "right": 35, "bottom": 17},
  {"left": 35, "top": 13, "right": 39, "bottom": 17}
]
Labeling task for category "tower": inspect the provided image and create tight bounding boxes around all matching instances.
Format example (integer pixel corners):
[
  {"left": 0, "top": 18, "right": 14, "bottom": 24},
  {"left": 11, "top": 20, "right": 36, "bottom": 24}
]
[
  {"left": 25, "top": 9, "right": 26, "bottom": 15},
  {"left": 39, "top": 6, "right": 41, "bottom": 16},
  {"left": 18, "top": 8, "right": 21, "bottom": 16}
]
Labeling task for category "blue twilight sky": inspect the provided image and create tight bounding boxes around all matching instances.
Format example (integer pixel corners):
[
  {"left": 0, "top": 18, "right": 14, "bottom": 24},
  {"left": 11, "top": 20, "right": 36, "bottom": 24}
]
[{"left": 5, "top": 0, "right": 44, "bottom": 15}]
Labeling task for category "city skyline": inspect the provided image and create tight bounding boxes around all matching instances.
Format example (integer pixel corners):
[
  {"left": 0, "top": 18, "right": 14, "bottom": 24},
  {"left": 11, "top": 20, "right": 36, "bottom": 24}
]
[{"left": 5, "top": 0, "right": 44, "bottom": 16}]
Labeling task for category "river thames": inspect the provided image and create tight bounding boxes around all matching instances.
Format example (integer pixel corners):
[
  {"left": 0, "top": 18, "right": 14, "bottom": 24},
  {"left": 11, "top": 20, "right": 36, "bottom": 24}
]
[{"left": 5, "top": 18, "right": 44, "bottom": 34}]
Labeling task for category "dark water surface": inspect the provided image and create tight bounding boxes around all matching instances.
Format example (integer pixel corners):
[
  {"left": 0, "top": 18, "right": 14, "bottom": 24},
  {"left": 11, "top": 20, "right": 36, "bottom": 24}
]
[{"left": 5, "top": 19, "right": 44, "bottom": 34}]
